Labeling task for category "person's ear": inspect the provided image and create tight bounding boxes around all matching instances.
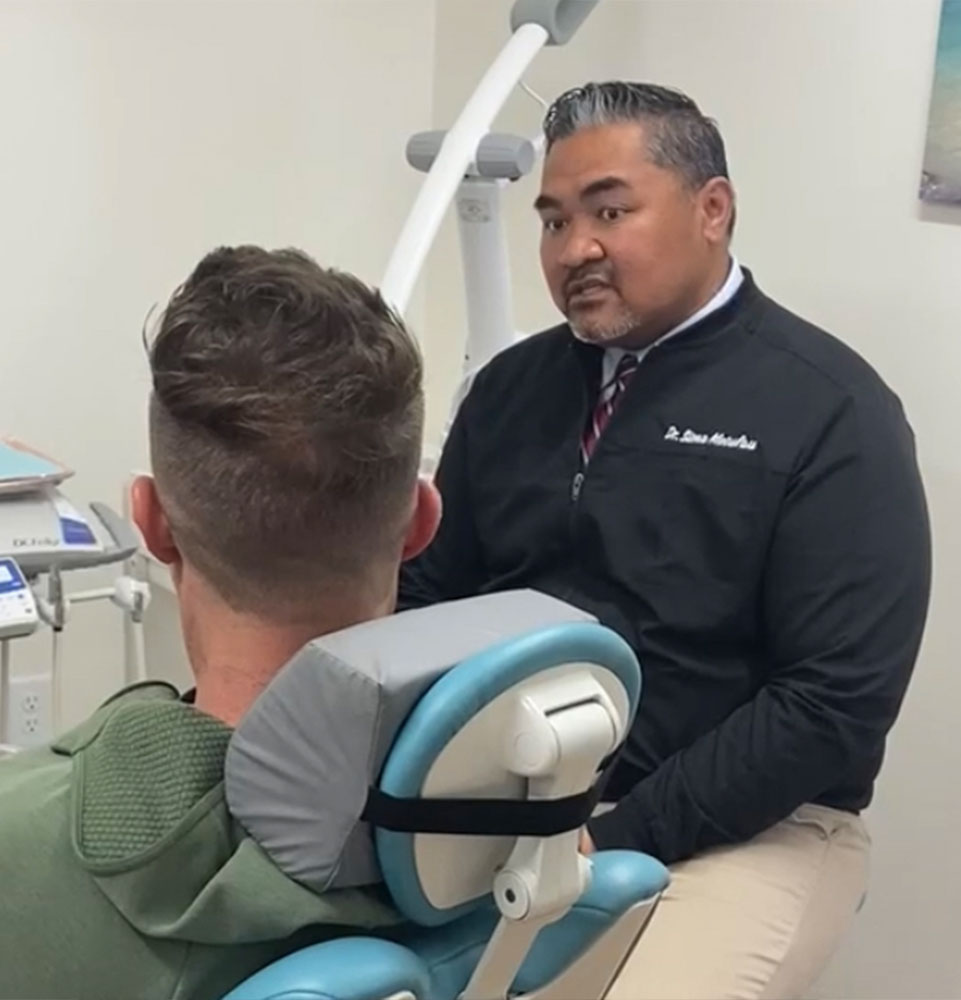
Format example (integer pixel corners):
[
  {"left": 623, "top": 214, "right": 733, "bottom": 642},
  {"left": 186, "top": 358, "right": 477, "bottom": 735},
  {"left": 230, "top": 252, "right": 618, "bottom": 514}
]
[
  {"left": 130, "top": 476, "right": 181, "bottom": 568},
  {"left": 402, "top": 477, "right": 442, "bottom": 562},
  {"left": 699, "top": 177, "right": 736, "bottom": 244}
]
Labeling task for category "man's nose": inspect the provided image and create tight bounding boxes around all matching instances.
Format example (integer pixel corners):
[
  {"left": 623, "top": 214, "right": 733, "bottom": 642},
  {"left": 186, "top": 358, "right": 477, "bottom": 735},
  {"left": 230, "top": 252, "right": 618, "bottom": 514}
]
[{"left": 557, "top": 223, "right": 604, "bottom": 269}]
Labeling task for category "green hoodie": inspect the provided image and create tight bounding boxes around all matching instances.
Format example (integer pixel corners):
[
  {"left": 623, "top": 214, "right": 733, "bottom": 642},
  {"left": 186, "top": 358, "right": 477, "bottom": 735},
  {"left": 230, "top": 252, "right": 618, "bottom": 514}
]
[{"left": 0, "top": 683, "right": 400, "bottom": 1000}]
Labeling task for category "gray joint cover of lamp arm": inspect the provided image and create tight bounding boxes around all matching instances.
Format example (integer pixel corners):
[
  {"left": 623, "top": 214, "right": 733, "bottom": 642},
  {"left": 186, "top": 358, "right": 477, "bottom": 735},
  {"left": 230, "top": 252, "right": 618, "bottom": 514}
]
[
  {"left": 510, "top": 0, "right": 600, "bottom": 46},
  {"left": 89, "top": 503, "right": 140, "bottom": 562},
  {"left": 406, "top": 131, "right": 537, "bottom": 180}
]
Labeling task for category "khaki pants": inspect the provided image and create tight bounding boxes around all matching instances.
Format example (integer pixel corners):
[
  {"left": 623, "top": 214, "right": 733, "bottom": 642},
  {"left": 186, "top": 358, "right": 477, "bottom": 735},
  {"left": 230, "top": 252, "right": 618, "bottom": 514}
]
[{"left": 606, "top": 805, "right": 871, "bottom": 1000}]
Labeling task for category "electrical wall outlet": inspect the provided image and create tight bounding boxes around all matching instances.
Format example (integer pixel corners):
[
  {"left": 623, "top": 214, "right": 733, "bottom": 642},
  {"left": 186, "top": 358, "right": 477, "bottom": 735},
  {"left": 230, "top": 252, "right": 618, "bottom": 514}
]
[{"left": 6, "top": 674, "right": 52, "bottom": 748}]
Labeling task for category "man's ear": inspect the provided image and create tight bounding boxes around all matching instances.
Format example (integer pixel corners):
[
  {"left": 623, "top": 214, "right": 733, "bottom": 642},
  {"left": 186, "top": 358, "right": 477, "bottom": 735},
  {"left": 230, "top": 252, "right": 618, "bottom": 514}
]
[
  {"left": 130, "top": 475, "right": 181, "bottom": 567},
  {"left": 402, "top": 477, "right": 442, "bottom": 562},
  {"left": 699, "top": 177, "right": 736, "bottom": 245}
]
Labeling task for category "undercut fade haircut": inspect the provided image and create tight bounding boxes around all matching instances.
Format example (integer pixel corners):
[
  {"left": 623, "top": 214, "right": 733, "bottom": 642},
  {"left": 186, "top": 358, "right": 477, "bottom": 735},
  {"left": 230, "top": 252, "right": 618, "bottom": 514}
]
[{"left": 147, "top": 245, "right": 423, "bottom": 619}]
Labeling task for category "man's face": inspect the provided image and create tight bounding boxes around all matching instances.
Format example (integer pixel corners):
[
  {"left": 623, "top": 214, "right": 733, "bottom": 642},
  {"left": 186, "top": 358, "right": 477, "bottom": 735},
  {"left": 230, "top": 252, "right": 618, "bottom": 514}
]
[{"left": 536, "top": 122, "right": 726, "bottom": 348}]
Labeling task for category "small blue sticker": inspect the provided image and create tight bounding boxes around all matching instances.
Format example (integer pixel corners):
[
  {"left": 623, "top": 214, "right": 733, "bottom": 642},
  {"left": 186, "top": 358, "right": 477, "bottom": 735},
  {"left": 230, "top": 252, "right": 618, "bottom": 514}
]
[{"left": 60, "top": 517, "right": 96, "bottom": 546}]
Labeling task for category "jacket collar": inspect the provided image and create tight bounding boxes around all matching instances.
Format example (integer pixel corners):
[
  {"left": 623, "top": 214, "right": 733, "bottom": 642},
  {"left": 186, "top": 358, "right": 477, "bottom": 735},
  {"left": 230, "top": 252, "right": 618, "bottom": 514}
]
[{"left": 568, "top": 267, "right": 764, "bottom": 372}]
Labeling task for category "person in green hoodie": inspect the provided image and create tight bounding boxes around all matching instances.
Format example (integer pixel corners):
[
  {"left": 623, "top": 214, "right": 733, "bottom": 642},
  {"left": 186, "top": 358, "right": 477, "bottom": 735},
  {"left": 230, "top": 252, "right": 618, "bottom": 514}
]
[{"left": 0, "top": 245, "right": 442, "bottom": 1000}]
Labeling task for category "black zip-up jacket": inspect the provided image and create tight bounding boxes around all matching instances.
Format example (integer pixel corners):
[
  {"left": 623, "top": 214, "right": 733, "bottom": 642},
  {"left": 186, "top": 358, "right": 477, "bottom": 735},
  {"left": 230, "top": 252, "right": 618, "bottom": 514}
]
[{"left": 399, "top": 272, "right": 931, "bottom": 865}]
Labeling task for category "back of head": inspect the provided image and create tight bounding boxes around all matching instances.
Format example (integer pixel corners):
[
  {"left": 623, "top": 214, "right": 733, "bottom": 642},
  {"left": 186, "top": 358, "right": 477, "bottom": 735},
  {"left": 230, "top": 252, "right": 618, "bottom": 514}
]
[
  {"left": 148, "top": 246, "right": 423, "bottom": 622},
  {"left": 543, "top": 81, "right": 731, "bottom": 193}
]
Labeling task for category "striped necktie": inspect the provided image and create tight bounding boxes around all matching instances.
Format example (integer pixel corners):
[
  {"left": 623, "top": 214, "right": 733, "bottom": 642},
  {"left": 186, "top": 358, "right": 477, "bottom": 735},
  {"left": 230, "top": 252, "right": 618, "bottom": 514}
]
[{"left": 581, "top": 353, "right": 639, "bottom": 464}]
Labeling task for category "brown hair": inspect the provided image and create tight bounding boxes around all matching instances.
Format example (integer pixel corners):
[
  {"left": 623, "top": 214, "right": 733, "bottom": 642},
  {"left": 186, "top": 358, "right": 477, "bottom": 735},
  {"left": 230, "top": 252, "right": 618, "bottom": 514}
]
[{"left": 148, "top": 245, "right": 423, "bottom": 618}]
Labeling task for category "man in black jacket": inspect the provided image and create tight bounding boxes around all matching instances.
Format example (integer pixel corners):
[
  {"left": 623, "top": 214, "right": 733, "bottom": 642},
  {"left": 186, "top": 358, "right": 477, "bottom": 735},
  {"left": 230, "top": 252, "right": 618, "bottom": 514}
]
[{"left": 399, "top": 82, "right": 931, "bottom": 999}]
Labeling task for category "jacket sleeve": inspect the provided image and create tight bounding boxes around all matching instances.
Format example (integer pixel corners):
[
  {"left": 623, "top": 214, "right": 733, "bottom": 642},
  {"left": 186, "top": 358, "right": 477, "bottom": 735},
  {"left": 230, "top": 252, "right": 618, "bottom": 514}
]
[
  {"left": 398, "top": 388, "right": 486, "bottom": 611},
  {"left": 588, "top": 389, "right": 931, "bottom": 864}
]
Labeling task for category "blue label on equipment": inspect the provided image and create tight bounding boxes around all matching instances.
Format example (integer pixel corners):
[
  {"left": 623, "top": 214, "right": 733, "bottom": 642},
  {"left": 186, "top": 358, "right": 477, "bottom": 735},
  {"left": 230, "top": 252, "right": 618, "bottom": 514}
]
[{"left": 60, "top": 517, "right": 96, "bottom": 546}]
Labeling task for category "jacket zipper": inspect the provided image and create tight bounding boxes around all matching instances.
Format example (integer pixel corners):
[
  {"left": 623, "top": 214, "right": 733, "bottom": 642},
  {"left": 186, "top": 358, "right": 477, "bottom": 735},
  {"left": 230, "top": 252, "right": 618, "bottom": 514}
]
[
  {"left": 571, "top": 470, "right": 585, "bottom": 503},
  {"left": 569, "top": 346, "right": 658, "bottom": 508}
]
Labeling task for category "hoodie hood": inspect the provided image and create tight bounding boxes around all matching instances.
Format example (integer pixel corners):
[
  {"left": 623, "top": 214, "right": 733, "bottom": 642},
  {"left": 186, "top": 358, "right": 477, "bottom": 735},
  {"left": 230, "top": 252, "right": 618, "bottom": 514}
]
[{"left": 55, "top": 684, "right": 399, "bottom": 944}]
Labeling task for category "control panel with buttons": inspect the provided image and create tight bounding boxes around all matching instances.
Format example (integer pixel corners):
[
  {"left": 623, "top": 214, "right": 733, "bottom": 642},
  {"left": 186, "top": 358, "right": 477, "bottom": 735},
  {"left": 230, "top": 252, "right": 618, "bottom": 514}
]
[{"left": 0, "top": 558, "right": 38, "bottom": 640}]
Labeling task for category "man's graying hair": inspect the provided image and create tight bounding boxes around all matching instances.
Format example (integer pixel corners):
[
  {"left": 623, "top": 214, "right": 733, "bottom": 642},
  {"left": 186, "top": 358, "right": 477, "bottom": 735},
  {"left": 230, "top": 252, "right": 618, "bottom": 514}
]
[{"left": 544, "top": 82, "right": 731, "bottom": 191}]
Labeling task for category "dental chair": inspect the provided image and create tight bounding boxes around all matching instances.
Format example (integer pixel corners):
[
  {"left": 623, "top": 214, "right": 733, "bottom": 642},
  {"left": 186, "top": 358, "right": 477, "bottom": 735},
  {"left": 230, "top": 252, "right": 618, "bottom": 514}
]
[{"left": 223, "top": 590, "right": 669, "bottom": 1000}]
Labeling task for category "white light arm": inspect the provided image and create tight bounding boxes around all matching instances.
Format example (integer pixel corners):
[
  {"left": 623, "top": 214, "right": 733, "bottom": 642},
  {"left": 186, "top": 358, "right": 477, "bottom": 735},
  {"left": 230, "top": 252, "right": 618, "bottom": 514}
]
[{"left": 381, "top": 23, "right": 549, "bottom": 318}]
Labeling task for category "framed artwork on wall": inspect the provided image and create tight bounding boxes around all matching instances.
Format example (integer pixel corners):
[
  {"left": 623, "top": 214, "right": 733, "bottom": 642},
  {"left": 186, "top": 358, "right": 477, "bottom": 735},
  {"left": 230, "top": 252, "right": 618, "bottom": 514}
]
[{"left": 921, "top": 0, "right": 961, "bottom": 204}]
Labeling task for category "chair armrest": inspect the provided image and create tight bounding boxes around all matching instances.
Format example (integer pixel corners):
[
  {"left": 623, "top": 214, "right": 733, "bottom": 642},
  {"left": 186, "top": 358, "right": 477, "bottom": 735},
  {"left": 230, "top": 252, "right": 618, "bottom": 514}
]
[
  {"left": 514, "top": 849, "right": 668, "bottom": 991},
  {"left": 394, "top": 850, "right": 669, "bottom": 998},
  {"left": 577, "top": 849, "right": 670, "bottom": 912},
  {"left": 223, "top": 937, "right": 430, "bottom": 1000}
]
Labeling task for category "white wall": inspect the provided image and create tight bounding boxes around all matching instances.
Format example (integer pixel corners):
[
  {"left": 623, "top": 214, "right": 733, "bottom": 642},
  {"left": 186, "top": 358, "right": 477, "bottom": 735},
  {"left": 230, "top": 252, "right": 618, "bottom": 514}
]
[
  {"left": 0, "top": 0, "right": 436, "bottom": 720},
  {"left": 427, "top": 1, "right": 961, "bottom": 997}
]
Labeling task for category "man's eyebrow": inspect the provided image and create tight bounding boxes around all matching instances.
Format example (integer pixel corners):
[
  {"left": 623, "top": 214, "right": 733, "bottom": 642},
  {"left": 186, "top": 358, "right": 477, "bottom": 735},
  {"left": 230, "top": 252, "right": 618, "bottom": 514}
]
[
  {"left": 580, "top": 176, "right": 631, "bottom": 200},
  {"left": 534, "top": 176, "right": 631, "bottom": 212},
  {"left": 534, "top": 193, "right": 561, "bottom": 212}
]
